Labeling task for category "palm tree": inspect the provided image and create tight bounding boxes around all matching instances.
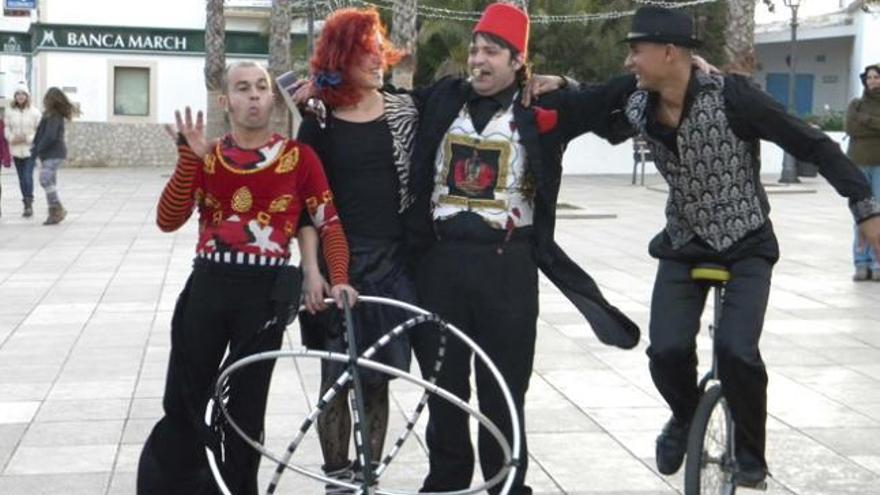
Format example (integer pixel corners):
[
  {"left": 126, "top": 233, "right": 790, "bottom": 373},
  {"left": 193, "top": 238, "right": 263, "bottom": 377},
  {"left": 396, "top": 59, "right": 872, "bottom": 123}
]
[
  {"left": 205, "top": 0, "right": 226, "bottom": 139},
  {"left": 269, "top": 0, "right": 292, "bottom": 135},
  {"left": 416, "top": 20, "right": 472, "bottom": 82},
  {"left": 723, "top": 0, "right": 757, "bottom": 74},
  {"left": 391, "top": 0, "right": 418, "bottom": 89}
]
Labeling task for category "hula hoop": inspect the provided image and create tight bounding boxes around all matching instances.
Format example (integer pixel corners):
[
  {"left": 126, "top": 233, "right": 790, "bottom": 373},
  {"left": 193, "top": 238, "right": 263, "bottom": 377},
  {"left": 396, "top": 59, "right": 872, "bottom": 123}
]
[{"left": 205, "top": 295, "right": 521, "bottom": 495}]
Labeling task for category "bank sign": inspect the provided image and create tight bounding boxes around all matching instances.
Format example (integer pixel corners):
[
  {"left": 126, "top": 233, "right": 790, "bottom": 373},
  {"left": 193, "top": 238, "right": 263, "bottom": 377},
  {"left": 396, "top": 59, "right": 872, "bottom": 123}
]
[
  {"left": 33, "top": 25, "right": 202, "bottom": 54},
  {"left": 29, "top": 24, "right": 271, "bottom": 57},
  {"left": 65, "top": 31, "right": 189, "bottom": 51}
]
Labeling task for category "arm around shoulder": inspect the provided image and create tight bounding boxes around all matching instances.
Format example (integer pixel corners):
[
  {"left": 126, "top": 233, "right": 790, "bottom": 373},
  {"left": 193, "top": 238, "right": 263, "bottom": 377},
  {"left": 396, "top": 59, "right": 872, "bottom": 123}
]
[{"left": 555, "top": 74, "right": 637, "bottom": 143}]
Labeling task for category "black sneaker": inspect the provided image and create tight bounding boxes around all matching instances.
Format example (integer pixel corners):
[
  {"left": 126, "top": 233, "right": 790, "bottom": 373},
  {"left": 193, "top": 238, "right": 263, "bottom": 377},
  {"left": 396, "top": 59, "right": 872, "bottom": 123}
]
[
  {"left": 735, "top": 449, "right": 769, "bottom": 489},
  {"left": 324, "top": 461, "right": 355, "bottom": 495},
  {"left": 655, "top": 417, "right": 689, "bottom": 475},
  {"left": 735, "top": 466, "right": 768, "bottom": 489}
]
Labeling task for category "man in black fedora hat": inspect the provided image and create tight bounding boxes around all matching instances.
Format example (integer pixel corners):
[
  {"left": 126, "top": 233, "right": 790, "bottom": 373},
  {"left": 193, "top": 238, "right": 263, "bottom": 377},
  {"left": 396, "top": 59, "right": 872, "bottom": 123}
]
[
  {"left": 623, "top": 5, "right": 703, "bottom": 49},
  {"left": 619, "top": 4, "right": 880, "bottom": 487}
]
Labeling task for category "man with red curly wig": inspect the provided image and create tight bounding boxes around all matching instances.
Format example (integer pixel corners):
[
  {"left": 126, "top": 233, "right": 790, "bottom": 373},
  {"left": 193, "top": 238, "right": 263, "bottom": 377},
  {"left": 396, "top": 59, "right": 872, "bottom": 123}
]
[
  {"left": 136, "top": 61, "right": 357, "bottom": 495},
  {"left": 283, "top": 9, "right": 421, "bottom": 493}
]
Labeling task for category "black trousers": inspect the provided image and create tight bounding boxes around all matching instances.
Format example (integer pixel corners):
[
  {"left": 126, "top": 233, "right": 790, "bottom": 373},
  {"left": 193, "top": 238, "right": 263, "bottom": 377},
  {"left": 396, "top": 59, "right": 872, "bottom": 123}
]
[
  {"left": 647, "top": 256, "right": 772, "bottom": 469},
  {"left": 412, "top": 239, "right": 537, "bottom": 495},
  {"left": 137, "top": 261, "right": 293, "bottom": 495}
]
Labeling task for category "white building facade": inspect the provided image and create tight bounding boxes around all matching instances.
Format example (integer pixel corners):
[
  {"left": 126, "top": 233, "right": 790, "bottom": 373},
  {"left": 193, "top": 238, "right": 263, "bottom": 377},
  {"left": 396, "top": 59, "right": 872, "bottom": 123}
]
[
  {"left": 0, "top": 0, "right": 308, "bottom": 166},
  {"left": 754, "top": 0, "right": 880, "bottom": 117}
]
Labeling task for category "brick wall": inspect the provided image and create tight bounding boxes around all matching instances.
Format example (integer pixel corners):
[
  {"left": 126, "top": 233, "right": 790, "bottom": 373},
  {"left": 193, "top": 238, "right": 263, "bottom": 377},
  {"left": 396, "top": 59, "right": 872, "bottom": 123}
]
[{"left": 66, "top": 121, "right": 177, "bottom": 167}]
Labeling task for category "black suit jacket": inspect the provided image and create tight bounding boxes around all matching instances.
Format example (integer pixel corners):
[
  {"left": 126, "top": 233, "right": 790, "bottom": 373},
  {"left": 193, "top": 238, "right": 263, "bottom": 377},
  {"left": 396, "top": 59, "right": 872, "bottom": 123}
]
[{"left": 403, "top": 76, "right": 641, "bottom": 349}]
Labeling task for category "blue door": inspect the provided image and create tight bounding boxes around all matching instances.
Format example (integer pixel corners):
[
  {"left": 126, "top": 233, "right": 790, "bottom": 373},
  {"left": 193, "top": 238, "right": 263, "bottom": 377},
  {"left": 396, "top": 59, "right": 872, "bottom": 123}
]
[{"left": 765, "top": 73, "right": 814, "bottom": 116}]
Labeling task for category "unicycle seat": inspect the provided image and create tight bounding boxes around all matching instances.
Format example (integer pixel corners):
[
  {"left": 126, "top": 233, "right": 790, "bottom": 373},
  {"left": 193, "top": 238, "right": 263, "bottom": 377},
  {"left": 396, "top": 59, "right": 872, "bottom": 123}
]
[{"left": 690, "top": 263, "right": 730, "bottom": 285}]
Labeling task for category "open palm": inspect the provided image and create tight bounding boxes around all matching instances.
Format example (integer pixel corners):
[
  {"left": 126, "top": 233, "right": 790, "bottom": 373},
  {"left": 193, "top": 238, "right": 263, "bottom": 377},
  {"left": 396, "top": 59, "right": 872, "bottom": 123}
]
[{"left": 164, "top": 106, "right": 210, "bottom": 158}]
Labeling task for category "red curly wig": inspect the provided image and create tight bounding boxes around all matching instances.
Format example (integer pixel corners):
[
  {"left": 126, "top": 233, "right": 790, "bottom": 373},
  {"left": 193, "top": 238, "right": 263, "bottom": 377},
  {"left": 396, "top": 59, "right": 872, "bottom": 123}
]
[{"left": 310, "top": 8, "right": 403, "bottom": 108}]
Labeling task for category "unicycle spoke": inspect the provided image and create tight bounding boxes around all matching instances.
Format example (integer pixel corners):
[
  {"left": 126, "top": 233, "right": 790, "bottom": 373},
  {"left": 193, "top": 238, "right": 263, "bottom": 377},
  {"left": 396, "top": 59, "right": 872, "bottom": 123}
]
[{"left": 700, "top": 400, "right": 735, "bottom": 493}]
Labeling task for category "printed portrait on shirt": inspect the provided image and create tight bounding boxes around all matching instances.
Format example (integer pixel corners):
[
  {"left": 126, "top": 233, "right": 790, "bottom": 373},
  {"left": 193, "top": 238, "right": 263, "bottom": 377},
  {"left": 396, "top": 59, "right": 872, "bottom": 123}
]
[{"left": 438, "top": 134, "right": 511, "bottom": 208}]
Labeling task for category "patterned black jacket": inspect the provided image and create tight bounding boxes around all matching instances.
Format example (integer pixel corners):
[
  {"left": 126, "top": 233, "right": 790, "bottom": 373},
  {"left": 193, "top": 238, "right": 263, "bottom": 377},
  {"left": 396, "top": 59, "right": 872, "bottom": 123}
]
[{"left": 628, "top": 70, "right": 880, "bottom": 262}]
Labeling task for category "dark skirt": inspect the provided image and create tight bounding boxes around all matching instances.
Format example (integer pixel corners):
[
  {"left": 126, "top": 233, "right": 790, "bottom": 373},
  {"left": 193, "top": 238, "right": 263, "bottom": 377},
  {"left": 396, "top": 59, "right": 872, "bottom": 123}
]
[{"left": 300, "top": 235, "right": 416, "bottom": 386}]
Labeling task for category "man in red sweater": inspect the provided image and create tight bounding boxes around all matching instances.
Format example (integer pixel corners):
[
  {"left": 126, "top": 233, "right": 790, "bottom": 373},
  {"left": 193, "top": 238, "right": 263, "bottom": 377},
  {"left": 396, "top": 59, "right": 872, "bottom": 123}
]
[{"left": 137, "top": 61, "right": 356, "bottom": 495}]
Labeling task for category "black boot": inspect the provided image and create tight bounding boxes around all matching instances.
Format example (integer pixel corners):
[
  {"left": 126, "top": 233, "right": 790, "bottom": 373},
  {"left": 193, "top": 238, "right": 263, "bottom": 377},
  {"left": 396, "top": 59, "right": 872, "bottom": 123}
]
[
  {"left": 23, "top": 198, "right": 33, "bottom": 218},
  {"left": 44, "top": 204, "right": 67, "bottom": 225},
  {"left": 655, "top": 416, "right": 690, "bottom": 475}
]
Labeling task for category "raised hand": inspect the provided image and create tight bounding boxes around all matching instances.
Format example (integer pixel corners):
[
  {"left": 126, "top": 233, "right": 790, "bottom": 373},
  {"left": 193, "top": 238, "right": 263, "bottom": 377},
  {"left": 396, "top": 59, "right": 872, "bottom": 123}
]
[{"left": 164, "top": 107, "right": 210, "bottom": 158}]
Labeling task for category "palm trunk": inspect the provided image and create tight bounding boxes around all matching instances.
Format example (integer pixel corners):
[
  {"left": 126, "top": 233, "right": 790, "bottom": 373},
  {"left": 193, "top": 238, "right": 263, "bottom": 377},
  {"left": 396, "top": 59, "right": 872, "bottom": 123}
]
[
  {"left": 723, "top": 0, "right": 756, "bottom": 75},
  {"left": 391, "top": 0, "right": 418, "bottom": 89},
  {"left": 205, "top": 0, "right": 227, "bottom": 140},
  {"left": 269, "top": 0, "right": 292, "bottom": 136}
]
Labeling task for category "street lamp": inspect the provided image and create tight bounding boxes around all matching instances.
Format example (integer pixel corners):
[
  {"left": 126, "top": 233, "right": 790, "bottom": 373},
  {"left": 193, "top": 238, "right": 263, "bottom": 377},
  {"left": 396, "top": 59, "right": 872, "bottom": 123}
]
[{"left": 780, "top": 0, "right": 802, "bottom": 184}]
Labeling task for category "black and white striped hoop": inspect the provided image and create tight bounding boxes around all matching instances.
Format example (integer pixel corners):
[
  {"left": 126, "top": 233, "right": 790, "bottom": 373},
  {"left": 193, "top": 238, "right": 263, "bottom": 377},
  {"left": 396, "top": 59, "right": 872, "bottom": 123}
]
[{"left": 205, "top": 296, "right": 521, "bottom": 495}]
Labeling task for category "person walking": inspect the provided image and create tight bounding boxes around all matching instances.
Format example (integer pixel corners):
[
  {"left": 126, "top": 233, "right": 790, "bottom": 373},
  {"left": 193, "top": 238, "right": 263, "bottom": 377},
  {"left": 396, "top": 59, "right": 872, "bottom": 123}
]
[
  {"left": 5, "top": 83, "right": 41, "bottom": 218},
  {"left": 31, "top": 87, "right": 74, "bottom": 225}
]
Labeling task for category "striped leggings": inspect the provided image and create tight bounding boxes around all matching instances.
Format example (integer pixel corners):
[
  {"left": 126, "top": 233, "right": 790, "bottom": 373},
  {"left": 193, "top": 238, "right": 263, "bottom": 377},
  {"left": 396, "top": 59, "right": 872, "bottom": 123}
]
[{"left": 39, "top": 158, "right": 64, "bottom": 206}]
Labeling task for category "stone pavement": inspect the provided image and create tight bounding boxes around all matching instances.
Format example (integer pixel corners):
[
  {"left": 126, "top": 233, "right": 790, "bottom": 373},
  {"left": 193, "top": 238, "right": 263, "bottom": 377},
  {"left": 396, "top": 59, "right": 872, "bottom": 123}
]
[{"left": 1, "top": 168, "right": 879, "bottom": 495}]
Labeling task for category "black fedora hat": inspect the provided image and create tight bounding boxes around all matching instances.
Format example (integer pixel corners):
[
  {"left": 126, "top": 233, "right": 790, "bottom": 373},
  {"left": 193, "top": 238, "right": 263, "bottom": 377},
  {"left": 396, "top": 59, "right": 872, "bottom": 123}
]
[{"left": 622, "top": 6, "right": 702, "bottom": 48}]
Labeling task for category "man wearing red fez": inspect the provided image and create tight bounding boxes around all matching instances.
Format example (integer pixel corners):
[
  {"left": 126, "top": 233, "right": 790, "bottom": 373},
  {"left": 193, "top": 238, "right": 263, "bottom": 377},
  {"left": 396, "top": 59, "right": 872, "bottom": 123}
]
[{"left": 404, "top": 3, "right": 640, "bottom": 494}]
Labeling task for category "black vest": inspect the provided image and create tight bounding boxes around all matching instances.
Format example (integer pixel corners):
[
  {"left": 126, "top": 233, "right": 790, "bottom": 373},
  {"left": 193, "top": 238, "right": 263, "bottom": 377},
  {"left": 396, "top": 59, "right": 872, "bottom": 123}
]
[{"left": 626, "top": 72, "right": 768, "bottom": 251}]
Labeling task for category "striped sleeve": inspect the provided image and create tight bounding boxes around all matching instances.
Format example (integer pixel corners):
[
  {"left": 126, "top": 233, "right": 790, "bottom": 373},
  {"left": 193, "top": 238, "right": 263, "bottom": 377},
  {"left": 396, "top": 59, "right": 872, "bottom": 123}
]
[
  {"left": 320, "top": 223, "right": 350, "bottom": 286},
  {"left": 296, "top": 143, "right": 350, "bottom": 285},
  {"left": 156, "top": 144, "right": 202, "bottom": 232}
]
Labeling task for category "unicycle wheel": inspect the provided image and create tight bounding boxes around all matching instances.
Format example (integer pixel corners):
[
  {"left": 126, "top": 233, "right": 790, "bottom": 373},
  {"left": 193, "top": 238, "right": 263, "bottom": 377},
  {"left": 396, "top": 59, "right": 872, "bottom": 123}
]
[{"left": 684, "top": 384, "right": 737, "bottom": 495}]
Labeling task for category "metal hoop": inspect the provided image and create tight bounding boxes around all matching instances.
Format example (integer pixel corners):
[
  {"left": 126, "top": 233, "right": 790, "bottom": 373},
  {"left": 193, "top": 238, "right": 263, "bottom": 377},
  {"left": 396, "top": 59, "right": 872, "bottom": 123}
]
[{"left": 205, "top": 296, "right": 521, "bottom": 495}]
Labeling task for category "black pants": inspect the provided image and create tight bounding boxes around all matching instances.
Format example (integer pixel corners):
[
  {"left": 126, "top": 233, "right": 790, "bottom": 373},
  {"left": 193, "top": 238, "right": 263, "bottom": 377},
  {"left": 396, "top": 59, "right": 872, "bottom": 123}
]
[
  {"left": 137, "top": 261, "right": 293, "bottom": 495},
  {"left": 412, "top": 239, "right": 537, "bottom": 495},
  {"left": 647, "top": 256, "right": 772, "bottom": 469}
]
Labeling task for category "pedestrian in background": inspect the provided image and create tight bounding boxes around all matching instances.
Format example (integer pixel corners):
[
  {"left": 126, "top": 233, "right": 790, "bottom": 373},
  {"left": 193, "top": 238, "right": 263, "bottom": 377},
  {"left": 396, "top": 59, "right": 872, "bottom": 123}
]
[
  {"left": 5, "top": 83, "right": 42, "bottom": 218},
  {"left": 31, "top": 87, "right": 74, "bottom": 225},
  {"left": 845, "top": 63, "right": 880, "bottom": 281}
]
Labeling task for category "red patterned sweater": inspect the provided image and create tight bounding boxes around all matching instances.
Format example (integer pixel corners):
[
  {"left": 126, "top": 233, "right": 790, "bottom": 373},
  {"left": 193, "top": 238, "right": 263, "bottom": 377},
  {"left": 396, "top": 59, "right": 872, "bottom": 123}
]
[{"left": 156, "top": 133, "right": 349, "bottom": 285}]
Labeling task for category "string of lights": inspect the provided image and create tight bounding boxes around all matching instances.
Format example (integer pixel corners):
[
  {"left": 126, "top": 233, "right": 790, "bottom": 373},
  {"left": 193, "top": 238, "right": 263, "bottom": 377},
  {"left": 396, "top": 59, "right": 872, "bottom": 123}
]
[{"left": 334, "top": 0, "right": 721, "bottom": 24}]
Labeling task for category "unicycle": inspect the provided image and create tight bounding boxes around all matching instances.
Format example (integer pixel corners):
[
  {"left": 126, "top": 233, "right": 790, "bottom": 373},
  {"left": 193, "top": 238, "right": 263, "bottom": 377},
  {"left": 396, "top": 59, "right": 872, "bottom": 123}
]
[{"left": 683, "top": 264, "right": 766, "bottom": 495}]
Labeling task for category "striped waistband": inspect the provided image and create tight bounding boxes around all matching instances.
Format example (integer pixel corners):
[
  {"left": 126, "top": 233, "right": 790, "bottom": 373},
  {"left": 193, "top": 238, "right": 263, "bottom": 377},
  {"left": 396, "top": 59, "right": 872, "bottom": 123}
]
[{"left": 196, "top": 251, "right": 290, "bottom": 267}]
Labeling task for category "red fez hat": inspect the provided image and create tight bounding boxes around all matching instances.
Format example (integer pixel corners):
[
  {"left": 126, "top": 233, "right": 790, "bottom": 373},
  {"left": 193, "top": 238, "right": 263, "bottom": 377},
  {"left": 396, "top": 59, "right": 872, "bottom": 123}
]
[{"left": 473, "top": 3, "right": 529, "bottom": 58}]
